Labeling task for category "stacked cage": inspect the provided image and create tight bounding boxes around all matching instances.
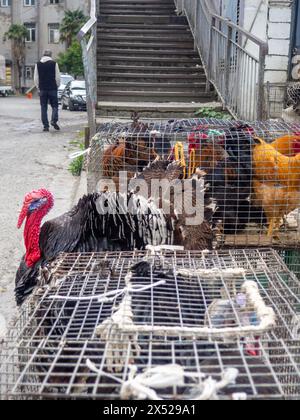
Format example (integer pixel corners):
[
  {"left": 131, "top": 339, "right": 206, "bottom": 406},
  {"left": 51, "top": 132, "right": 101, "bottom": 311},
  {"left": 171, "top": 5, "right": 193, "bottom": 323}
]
[
  {"left": 1, "top": 249, "right": 300, "bottom": 400},
  {"left": 88, "top": 118, "right": 300, "bottom": 250}
]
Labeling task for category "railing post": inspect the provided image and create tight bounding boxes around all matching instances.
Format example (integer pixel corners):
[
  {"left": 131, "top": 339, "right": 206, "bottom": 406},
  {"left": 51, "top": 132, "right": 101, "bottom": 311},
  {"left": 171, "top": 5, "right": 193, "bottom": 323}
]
[
  {"left": 225, "top": 25, "right": 233, "bottom": 107},
  {"left": 257, "top": 47, "right": 267, "bottom": 120},
  {"left": 206, "top": 16, "right": 214, "bottom": 93},
  {"left": 194, "top": 0, "right": 199, "bottom": 51}
]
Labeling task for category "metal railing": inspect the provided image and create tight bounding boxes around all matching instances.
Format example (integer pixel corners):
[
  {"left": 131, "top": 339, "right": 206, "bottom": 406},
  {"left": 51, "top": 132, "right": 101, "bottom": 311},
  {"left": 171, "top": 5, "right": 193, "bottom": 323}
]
[
  {"left": 78, "top": 0, "right": 98, "bottom": 137},
  {"left": 175, "top": 0, "right": 269, "bottom": 121}
]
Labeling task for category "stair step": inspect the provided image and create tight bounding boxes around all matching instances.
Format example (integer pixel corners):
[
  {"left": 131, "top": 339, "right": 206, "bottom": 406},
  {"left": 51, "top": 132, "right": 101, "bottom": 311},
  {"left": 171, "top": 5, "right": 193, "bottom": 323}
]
[
  {"left": 100, "top": 0, "right": 175, "bottom": 4},
  {"left": 99, "top": 48, "right": 198, "bottom": 56},
  {"left": 98, "top": 64, "right": 204, "bottom": 72},
  {"left": 99, "top": 81, "right": 208, "bottom": 90},
  {"left": 97, "top": 101, "right": 221, "bottom": 118},
  {"left": 99, "top": 41, "right": 194, "bottom": 49},
  {"left": 98, "top": 91, "right": 215, "bottom": 102},
  {"left": 98, "top": 25, "right": 190, "bottom": 34},
  {"left": 98, "top": 34, "right": 194, "bottom": 42},
  {"left": 101, "top": 11, "right": 176, "bottom": 16},
  {"left": 99, "top": 72, "right": 205, "bottom": 80},
  {"left": 100, "top": 15, "right": 187, "bottom": 24},
  {"left": 99, "top": 56, "right": 201, "bottom": 65}
]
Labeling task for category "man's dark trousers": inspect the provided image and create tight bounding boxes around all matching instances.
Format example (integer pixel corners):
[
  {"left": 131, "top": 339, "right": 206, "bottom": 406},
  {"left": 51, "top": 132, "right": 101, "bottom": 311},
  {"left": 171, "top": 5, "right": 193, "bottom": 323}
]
[{"left": 40, "top": 90, "right": 59, "bottom": 129}]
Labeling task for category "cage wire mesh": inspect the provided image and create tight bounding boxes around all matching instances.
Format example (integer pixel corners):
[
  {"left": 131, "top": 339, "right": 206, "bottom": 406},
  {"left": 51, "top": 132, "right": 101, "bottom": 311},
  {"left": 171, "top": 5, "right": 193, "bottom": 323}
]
[
  {"left": 1, "top": 249, "right": 300, "bottom": 400},
  {"left": 87, "top": 117, "right": 300, "bottom": 250}
]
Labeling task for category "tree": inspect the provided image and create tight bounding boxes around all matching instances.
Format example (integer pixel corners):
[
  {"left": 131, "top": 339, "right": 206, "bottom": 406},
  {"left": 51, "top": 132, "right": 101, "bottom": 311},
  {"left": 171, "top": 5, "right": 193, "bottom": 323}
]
[
  {"left": 3, "top": 24, "right": 28, "bottom": 92},
  {"left": 59, "top": 9, "right": 88, "bottom": 48},
  {"left": 58, "top": 41, "right": 84, "bottom": 78}
]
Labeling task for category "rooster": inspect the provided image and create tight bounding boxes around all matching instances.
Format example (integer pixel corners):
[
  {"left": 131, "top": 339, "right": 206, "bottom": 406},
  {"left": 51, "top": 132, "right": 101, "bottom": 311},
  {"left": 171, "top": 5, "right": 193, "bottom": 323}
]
[
  {"left": 253, "top": 137, "right": 300, "bottom": 188},
  {"left": 252, "top": 180, "right": 300, "bottom": 237},
  {"left": 252, "top": 137, "right": 300, "bottom": 236},
  {"left": 102, "top": 134, "right": 158, "bottom": 190},
  {"left": 187, "top": 129, "right": 265, "bottom": 233},
  {"left": 269, "top": 134, "right": 300, "bottom": 157},
  {"left": 16, "top": 181, "right": 216, "bottom": 305},
  {"left": 135, "top": 159, "right": 217, "bottom": 250}
]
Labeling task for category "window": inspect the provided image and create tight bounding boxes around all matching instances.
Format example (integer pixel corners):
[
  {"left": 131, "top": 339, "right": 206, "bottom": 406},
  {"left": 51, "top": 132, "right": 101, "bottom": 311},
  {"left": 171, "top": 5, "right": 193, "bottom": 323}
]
[
  {"left": 24, "top": 0, "right": 35, "bottom": 6},
  {"left": 50, "top": 0, "right": 61, "bottom": 3},
  {"left": 25, "top": 66, "right": 34, "bottom": 80},
  {"left": 48, "top": 23, "right": 60, "bottom": 44},
  {"left": 24, "top": 23, "right": 36, "bottom": 42},
  {"left": 0, "top": 0, "right": 11, "bottom": 7}
]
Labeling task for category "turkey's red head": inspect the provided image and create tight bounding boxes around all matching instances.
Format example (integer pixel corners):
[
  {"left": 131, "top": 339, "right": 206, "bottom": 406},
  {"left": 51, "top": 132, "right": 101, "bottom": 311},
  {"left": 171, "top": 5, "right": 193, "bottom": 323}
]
[
  {"left": 18, "top": 189, "right": 54, "bottom": 267},
  {"left": 18, "top": 189, "right": 54, "bottom": 229}
]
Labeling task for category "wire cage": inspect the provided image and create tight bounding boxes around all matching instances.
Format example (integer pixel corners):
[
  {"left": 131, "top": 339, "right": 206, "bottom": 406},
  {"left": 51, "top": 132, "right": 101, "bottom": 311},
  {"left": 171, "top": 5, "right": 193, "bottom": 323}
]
[
  {"left": 1, "top": 249, "right": 300, "bottom": 400},
  {"left": 87, "top": 117, "right": 300, "bottom": 250}
]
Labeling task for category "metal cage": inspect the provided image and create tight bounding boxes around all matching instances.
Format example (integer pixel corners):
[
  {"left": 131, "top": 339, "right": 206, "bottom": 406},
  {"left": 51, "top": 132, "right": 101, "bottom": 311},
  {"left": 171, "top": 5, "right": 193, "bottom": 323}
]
[
  {"left": 87, "top": 118, "right": 300, "bottom": 249},
  {"left": 1, "top": 249, "right": 300, "bottom": 400}
]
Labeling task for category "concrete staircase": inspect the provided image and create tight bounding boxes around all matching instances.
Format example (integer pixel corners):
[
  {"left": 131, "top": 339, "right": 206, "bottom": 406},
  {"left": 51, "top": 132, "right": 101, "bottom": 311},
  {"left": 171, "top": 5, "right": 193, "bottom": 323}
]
[{"left": 97, "top": 0, "right": 219, "bottom": 118}]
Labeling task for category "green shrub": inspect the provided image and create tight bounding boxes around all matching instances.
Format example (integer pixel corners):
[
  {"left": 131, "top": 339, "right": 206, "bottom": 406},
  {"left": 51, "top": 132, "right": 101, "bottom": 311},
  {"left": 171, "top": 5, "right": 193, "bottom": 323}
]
[
  {"left": 69, "top": 140, "right": 85, "bottom": 176},
  {"left": 195, "top": 107, "right": 232, "bottom": 120}
]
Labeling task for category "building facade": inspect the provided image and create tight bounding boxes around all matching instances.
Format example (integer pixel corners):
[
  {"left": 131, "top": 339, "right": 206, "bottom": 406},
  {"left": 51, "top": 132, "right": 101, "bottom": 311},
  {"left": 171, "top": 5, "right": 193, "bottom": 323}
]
[
  {"left": 0, "top": 0, "right": 89, "bottom": 89},
  {"left": 215, "top": 0, "right": 299, "bottom": 116}
]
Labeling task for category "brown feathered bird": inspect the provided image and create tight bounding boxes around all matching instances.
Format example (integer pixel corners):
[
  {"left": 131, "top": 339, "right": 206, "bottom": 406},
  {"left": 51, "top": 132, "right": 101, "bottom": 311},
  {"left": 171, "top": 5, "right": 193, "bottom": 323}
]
[
  {"left": 136, "top": 158, "right": 217, "bottom": 250},
  {"left": 102, "top": 135, "right": 158, "bottom": 191}
]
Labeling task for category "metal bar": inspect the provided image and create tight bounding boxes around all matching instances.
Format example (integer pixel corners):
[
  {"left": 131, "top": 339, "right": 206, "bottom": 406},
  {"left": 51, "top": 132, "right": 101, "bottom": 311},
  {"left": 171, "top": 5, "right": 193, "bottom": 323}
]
[{"left": 180, "top": 0, "right": 269, "bottom": 121}]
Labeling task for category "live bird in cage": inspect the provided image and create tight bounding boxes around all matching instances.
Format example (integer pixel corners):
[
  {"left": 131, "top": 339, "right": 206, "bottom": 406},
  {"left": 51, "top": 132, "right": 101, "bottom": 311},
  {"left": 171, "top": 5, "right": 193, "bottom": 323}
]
[
  {"left": 15, "top": 177, "right": 216, "bottom": 305},
  {"left": 252, "top": 137, "right": 300, "bottom": 237},
  {"left": 187, "top": 127, "right": 266, "bottom": 233}
]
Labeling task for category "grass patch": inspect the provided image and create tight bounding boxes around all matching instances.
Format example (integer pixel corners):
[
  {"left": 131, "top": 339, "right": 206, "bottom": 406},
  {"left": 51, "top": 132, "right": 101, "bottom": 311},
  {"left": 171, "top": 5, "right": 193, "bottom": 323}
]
[
  {"left": 195, "top": 107, "right": 233, "bottom": 120},
  {"left": 69, "top": 137, "right": 85, "bottom": 177}
]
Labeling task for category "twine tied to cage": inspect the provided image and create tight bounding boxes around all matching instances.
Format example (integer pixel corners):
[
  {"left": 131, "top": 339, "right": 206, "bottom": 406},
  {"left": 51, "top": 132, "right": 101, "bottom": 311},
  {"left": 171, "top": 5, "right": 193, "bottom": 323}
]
[{"left": 86, "top": 359, "right": 243, "bottom": 401}]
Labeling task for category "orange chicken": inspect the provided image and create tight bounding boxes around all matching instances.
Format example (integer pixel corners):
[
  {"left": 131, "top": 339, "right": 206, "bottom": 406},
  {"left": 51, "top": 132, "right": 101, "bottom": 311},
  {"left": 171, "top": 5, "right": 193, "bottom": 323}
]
[
  {"left": 253, "top": 137, "right": 300, "bottom": 188},
  {"left": 253, "top": 137, "right": 300, "bottom": 237},
  {"left": 252, "top": 180, "right": 300, "bottom": 237},
  {"left": 270, "top": 134, "right": 300, "bottom": 156}
]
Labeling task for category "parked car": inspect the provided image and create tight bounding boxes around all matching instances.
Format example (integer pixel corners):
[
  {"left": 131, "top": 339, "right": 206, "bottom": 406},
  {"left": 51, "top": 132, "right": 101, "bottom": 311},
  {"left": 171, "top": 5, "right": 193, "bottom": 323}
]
[
  {"left": 58, "top": 74, "right": 74, "bottom": 103},
  {"left": 61, "top": 80, "right": 87, "bottom": 111}
]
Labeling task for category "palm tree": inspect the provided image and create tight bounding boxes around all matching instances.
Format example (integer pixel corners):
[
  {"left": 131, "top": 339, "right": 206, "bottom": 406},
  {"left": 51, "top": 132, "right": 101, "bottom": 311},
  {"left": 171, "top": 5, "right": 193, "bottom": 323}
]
[
  {"left": 3, "top": 24, "right": 28, "bottom": 92},
  {"left": 59, "top": 9, "right": 88, "bottom": 48}
]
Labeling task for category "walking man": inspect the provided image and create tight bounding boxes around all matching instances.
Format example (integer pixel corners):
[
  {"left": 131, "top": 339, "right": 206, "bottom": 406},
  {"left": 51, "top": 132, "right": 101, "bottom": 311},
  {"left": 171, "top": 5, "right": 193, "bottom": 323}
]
[{"left": 34, "top": 50, "right": 61, "bottom": 132}]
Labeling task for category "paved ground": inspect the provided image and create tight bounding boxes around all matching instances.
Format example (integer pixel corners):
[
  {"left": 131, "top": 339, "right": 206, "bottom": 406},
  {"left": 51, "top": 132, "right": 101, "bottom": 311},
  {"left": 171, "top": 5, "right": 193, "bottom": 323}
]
[{"left": 0, "top": 96, "right": 88, "bottom": 330}]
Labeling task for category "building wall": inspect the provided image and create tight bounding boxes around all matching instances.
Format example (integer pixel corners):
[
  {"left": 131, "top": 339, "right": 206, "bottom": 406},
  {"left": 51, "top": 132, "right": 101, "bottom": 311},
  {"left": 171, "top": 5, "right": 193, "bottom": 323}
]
[
  {"left": 215, "top": 0, "right": 295, "bottom": 117},
  {"left": 0, "top": 2, "right": 12, "bottom": 63},
  {"left": 0, "top": 0, "right": 90, "bottom": 89}
]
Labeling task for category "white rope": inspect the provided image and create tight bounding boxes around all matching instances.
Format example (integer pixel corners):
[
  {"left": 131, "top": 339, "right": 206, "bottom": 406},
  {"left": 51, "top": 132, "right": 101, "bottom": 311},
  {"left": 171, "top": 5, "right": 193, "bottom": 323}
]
[
  {"left": 96, "top": 295, "right": 141, "bottom": 372},
  {"left": 86, "top": 360, "right": 240, "bottom": 401},
  {"left": 177, "top": 267, "right": 246, "bottom": 280},
  {"left": 291, "top": 314, "right": 300, "bottom": 339},
  {"left": 49, "top": 280, "right": 166, "bottom": 303},
  {"left": 94, "top": 280, "right": 275, "bottom": 341}
]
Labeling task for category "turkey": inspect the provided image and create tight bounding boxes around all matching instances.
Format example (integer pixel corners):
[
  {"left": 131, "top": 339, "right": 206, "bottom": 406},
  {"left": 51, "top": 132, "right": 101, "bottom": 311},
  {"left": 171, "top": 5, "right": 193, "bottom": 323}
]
[{"left": 16, "top": 178, "right": 216, "bottom": 305}]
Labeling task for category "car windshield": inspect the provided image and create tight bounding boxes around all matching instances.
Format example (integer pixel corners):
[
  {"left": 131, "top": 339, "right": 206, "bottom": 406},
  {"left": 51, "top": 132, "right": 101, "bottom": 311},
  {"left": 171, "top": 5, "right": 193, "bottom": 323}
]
[
  {"left": 61, "top": 76, "right": 74, "bottom": 86},
  {"left": 71, "top": 82, "right": 86, "bottom": 90}
]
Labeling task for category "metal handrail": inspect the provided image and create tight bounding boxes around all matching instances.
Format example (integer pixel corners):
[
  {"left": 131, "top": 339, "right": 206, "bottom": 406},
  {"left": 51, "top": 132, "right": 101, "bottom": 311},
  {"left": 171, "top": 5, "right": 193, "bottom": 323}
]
[
  {"left": 175, "top": 0, "right": 269, "bottom": 120},
  {"left": 78, "top": 0, "right": 97, "bottom": 137},
  {"left": 204, "top": 1, "right": 268, "bottom": 51},
  {"left": 77, "top": 0, "right": 97, "bottom": 44}
]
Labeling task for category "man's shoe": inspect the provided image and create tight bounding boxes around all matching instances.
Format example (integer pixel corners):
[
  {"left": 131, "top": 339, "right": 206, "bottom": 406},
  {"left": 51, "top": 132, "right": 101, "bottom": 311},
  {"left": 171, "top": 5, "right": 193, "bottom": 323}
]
[
  {"left": 51, "top": 122, "right": 60, "bottom": 131},
  {"left": 43, "top": 127, "right": 49, "bottom": 132}
]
